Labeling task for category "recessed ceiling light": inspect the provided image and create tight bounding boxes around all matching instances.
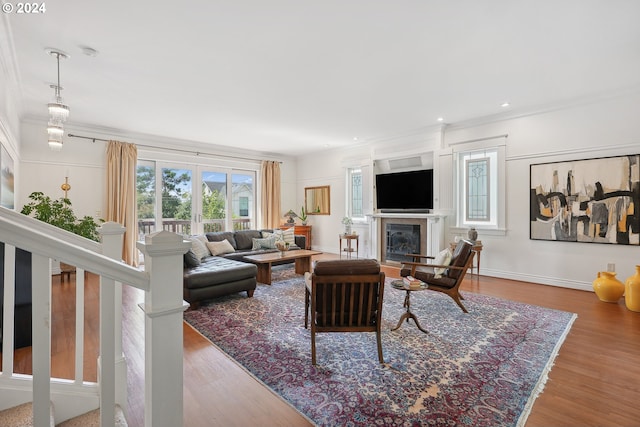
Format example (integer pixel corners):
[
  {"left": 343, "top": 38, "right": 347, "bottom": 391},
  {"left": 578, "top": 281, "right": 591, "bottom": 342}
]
[
  {"left": 81, "top": 46, "right": 99, "bottom": 57},
  {"left": 501, "top": 102, "right": 510, "bottom": 108},
  {"left": 437, "top": 117, "right": 444, "bottom": 122},
  {"left": 353, "top": 137, "right": 359, "bottom": 141}
]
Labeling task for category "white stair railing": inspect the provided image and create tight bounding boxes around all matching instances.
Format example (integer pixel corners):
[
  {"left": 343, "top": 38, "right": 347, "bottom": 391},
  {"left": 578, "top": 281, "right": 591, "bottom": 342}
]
[{"left": 0, "top": 207, "right": 189, "bottom": 427}]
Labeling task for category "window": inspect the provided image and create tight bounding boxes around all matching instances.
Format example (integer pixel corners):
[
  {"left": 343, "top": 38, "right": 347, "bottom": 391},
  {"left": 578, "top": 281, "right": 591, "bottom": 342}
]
[
  {"left": 457, "top": 147, "right": 503, "bottom": 230},
  {"left": 347, "top": 168, "right": 364, "bottom": 219},
  {"left": 466, "top": 157, "right": 490, "bottom": 221},
  {"left": 239, "top": 196, "right": 249, "bottom": 217}
]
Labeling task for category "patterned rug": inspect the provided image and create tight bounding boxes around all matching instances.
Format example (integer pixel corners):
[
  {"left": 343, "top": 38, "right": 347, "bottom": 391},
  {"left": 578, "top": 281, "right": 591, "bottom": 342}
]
[{"left": 184, "top": 266, "right": 576, "bottom": 427}]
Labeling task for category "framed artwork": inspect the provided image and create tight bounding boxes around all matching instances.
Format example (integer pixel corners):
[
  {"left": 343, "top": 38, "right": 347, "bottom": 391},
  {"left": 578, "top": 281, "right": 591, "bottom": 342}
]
[
  {"left": 0, "top": 144, "right": 14, "bottom": 209},
  {"left": 530, "top": 154, "right": 640, "bottom": 245}
]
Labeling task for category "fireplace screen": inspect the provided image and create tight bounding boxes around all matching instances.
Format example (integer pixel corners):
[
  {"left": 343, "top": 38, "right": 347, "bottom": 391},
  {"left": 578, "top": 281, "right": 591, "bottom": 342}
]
[{"left": 385, "top": 224, "right": 421, "bottom": 262}]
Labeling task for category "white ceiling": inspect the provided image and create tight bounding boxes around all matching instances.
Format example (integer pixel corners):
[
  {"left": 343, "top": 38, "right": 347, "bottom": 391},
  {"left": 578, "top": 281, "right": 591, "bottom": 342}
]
[{"left": 6, "top": 0, "right": 640, "bottom": 156}]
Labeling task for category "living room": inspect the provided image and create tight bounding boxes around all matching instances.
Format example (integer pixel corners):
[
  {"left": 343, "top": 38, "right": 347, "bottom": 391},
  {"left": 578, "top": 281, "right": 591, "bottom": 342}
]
[{"left": 1, "top": 1, "right": 640, "bottom": 426}]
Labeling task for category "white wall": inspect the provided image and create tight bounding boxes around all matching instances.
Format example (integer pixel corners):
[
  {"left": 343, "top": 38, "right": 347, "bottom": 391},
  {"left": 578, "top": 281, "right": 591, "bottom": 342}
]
[
  {"left": 20, "top": 121, "right": 106, "bottom": 218},
  {"left": 296, "top": 91, "right": 640, "bottom": 291},
  {"left": 444, "top": 91, "right": 640, "bottom": 290},
  {"left": 18, "top": 120, "right": 296, "bottom": 227},
  {"left": 296, "top": 132, "right": 442, "bottom": 257}
]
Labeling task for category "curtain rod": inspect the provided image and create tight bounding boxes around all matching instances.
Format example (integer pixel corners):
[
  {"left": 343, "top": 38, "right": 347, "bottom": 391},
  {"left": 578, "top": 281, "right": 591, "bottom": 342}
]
[{"left": 67, "top": 133, "right": 282, "bottom": 163}]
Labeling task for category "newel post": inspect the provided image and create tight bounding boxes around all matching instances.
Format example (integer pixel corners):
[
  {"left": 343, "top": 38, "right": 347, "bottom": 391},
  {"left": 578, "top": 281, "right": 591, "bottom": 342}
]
[
  {"left": 98, "top": 222, "right": 128, "bottom": 415},
  {"left": 137, "top": 231, "right": 191, "bottom": 427}
]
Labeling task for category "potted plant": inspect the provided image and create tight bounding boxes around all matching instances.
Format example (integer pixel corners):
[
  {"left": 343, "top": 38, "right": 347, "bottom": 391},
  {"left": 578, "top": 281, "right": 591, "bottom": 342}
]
[
  {"left": 342, "top": 216, "right": 353, "bottom": 234},
  {"left": 299, "top": 205, "right": 308, "bottom": 225},
  {"left": 21, "top": 191, "right": 102, "bottom": 241},
  {"left": 21, "top": 191, "right": 103, "bottom": 275}
]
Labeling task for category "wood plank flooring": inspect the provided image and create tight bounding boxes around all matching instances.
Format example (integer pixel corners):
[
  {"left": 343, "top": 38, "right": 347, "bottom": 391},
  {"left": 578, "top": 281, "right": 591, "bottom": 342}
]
[{"left": 3, "top": 256, "right": 639, "bottom": 426}]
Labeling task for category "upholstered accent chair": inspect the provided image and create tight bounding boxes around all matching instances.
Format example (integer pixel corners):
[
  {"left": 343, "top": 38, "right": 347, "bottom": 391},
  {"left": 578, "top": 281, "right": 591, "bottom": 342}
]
[
  {"left": 400, "top": 239, "right": 475, "bottom": 313},
  {"left": 304, "top": 259, "right": 385, "bottom": 365}
]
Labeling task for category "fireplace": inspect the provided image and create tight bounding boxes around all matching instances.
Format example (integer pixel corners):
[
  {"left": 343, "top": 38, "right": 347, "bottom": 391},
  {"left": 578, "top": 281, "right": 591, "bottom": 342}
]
[
  {"left": 385, "top": 223, "right": 421, "bottom": 262},
  {"left": 377, "top": 216, "right": 429, "bottom": 264}
]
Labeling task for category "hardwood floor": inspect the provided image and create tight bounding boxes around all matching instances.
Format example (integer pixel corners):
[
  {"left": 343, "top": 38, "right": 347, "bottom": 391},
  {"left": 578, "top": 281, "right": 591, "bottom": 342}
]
[{"left": 4, "top": 256, "right": 639, "bottom": 426}]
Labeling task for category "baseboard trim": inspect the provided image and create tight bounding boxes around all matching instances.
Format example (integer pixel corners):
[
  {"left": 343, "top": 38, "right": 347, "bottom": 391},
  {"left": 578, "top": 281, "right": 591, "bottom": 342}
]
[{"left": 479, "top": 268, "right": 593, "bottom": 292}]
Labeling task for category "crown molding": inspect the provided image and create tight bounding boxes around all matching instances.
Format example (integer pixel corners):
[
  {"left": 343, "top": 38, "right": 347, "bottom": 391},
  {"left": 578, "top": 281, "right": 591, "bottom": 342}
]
[
  {"left": 445, "top": 85, "right": 640, "bottom": 132},
  {"left": 21, "top": 115, "right": 291, "bottom": 164}
]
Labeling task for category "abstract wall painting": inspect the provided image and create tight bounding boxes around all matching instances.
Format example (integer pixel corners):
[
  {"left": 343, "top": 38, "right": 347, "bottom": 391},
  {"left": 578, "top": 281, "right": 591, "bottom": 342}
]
[
  {"left": 530, "top": 154, "right": 640, "bottom": 245},
  {"left": 0, "top": 144, "right": 15, "bottom": 209}
]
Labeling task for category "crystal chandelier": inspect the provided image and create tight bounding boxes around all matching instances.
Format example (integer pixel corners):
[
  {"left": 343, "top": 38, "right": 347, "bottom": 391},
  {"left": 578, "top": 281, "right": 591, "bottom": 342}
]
[{"left": 46, "top": 49, "right": 70, "bottom": 151}]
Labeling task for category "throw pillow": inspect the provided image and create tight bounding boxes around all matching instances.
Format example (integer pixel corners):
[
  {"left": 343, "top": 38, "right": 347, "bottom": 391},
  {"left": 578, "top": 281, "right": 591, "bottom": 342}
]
[
  {"left": 206, "top": 239, "right": 236, "bottom": 256},
  {"left": 188, "top": 236, "right": 210, "bottom": 260},
  {"left": 251, "top": 236, "right": 277, "bottom": 250},
  {"left": 263, "top": 228, "right": 295, "bottom": 245},
  {"left": 183, "top": 249, "right": 201, "bottom": 267},
  {"left": 433, "top": 248, "right": 452, "bottom": 278}
]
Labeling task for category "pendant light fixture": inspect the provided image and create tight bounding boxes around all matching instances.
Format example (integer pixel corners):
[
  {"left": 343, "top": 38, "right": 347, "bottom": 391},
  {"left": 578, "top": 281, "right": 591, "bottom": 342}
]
[{"left": 46, "top": 48, "right": 70, "bottom": 151}]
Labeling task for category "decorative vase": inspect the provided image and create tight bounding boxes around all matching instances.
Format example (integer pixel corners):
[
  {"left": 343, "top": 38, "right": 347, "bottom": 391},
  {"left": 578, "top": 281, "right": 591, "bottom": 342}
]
[
  {"left": 344, "top": 225, "right": 352, "bottom": 235},
  {"left": 468, "top": 227, "right": 478, "bottom": 241},
  {"left": 592, "top": 271, "right": 625, "bottom": 303},
  {"left": 624, "top": 265, "right": 640, "bottom": 312}
]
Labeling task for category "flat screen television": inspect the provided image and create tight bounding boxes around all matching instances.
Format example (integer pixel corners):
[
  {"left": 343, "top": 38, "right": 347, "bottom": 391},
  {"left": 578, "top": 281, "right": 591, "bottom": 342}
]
[{"left": 375, "top": 169, "right": 433, "bottom": 211}]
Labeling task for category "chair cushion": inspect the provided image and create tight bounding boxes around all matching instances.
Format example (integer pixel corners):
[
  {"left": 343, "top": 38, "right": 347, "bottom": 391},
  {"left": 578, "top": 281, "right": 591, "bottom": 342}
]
[
  {"left": 412, "top": 270, "right": 457, "bottom": 288},
  {"left": 313, "top": 259, "right": 380, "bottom": 276},
  {"left": 448, "top": 240, "right": 473, "bottom": 280}
]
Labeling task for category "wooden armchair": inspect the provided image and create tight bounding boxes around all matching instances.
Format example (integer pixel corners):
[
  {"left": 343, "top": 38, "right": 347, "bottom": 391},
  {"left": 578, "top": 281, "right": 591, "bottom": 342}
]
[
  {"left": 400, "top": 239, "right": 475, "bottom": 313},
  {"left": 304, "top": 259, "right": 385, "bottom": 365}
]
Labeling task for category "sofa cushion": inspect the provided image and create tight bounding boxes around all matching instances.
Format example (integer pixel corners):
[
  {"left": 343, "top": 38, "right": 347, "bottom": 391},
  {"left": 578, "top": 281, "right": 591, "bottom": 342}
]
[
  {"left": 184, "top": 256, "right": 257, "bottom": 289},
  {"left": 187, "top": 235, "right": 210, "bottom": 260},
  {"left": 206, "top": 231, "right": 238, "bottom": 249},
  {"left": 184, "top": 249, "right": 201, "bottom": 267},
  {"left": 234, "top": 230, "right": 263, "bottom": 250},
  {"left": 251, "top": 235, "right": 277, "bottom": 250},
  {"left": 206, "top": 239, "right": 236, "bottom": 256}
]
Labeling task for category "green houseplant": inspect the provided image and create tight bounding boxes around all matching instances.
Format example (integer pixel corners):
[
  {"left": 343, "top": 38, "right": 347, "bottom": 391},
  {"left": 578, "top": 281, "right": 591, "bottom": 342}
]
[
  {"left": 20, "top": 191, "right": 102, "bottom": 241},
  {"left": 299, "top": 205, "right": 308, "bottom": 225}
]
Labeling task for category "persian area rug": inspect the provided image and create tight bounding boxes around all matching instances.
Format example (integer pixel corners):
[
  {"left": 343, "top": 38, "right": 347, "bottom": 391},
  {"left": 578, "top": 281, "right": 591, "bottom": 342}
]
[{"left": 184, "top": 266, "right": 577, "bottom": 427}]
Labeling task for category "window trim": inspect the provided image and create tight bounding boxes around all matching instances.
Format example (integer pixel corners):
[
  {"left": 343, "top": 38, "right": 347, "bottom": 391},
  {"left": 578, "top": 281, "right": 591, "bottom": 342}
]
[
  {"left": 347, "top": 167, "right": 365, "bottom": 220},
  {"left": 453, "top": 141, "right": 506, "bottom": 232}
]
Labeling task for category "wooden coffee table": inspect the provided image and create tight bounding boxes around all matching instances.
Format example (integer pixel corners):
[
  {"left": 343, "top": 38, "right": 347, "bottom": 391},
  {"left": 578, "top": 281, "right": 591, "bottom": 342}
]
[{"left": 244, "top": 250, "right": 322, "bottom": 285}]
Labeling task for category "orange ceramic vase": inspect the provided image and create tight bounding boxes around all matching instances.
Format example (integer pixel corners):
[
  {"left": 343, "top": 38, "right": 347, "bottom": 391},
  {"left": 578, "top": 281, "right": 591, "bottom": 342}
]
[
  {"left": 624, "top": 266, "right": 640, "bottom": 312},
  {"left": 592, "top": 271, "right": 625, "bottom": 303}
]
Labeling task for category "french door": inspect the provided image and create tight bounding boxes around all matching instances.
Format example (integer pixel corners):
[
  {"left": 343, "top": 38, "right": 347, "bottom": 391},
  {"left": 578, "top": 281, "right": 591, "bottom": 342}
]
[{"left": 137, "top": 161, "right": 256, "bottom": 237}]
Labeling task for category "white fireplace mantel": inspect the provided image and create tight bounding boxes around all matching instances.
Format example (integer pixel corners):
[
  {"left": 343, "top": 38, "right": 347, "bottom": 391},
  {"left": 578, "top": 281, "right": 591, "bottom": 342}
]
[{"left": 370, "top": 212, "right": 448, "bottom": 263}]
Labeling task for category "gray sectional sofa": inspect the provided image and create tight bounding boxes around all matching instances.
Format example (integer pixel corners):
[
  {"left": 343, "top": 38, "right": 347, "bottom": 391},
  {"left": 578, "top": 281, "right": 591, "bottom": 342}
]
[{"left": 183, "top": 228, "right": 306, "bottom": 306}]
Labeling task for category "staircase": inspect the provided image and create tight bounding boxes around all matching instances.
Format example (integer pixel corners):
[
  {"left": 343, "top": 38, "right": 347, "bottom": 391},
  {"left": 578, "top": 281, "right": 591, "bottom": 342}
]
[
  {"left": 0, "top": 402, "right": 126, "bottom": 426},
  {"left": 0, "top": 207, "right": 191, "bottom": 426}
]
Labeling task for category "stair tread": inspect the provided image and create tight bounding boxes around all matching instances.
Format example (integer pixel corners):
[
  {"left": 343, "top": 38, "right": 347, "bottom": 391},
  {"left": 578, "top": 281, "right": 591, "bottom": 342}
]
[
  {"left": 0, "top": 402, "right": 55, "bottom": 427},
  {"left": 56, "top": 405, "right": 127, "bottom": 427}
]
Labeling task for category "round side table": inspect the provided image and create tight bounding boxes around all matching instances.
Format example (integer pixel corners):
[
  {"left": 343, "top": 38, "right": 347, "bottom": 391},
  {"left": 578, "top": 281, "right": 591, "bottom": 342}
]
[{"left": 390, "top": 279, "right": 429, "bottom": 334}]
